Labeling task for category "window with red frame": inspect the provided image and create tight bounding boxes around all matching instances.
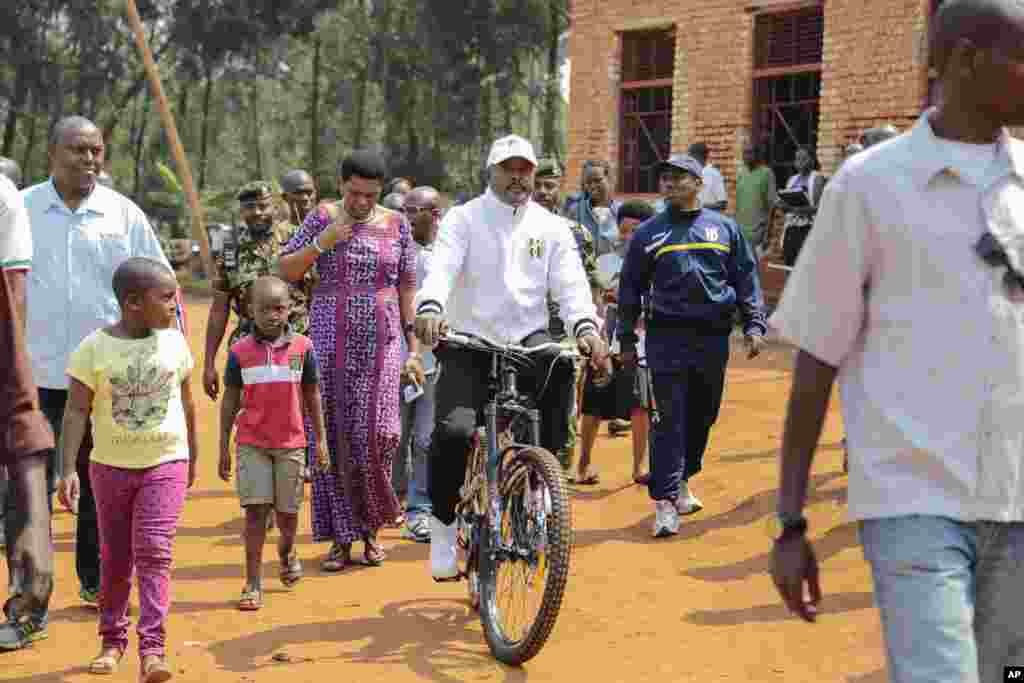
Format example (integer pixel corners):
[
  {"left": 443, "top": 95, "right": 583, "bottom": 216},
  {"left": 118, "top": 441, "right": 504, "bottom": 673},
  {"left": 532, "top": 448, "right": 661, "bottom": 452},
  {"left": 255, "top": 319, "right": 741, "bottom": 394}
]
[
  {"left": 751, "top": 4, "right": 824, "bottom": 187},
  {"left": 619, "top": 29, "right": 675, "bottom": 194}
]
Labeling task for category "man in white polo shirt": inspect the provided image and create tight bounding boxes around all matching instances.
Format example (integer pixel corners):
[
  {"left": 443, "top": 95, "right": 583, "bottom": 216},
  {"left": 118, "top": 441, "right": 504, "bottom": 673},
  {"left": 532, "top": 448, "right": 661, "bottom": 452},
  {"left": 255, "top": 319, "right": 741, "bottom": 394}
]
[
  {"left": 689, "top": 143, "right": 727, "bottom": 212},
  {"left": 21, "top": 116, "right": 174, "bottom": 620},
  {"left": 768, "top": 1, "right": 1024, "bottom": 680},
  {"left": 0, "top": 159, "right": 28, "bottom": 556},
  {"left": 0, "top": 172, "right": 55, "bottom": 652}
]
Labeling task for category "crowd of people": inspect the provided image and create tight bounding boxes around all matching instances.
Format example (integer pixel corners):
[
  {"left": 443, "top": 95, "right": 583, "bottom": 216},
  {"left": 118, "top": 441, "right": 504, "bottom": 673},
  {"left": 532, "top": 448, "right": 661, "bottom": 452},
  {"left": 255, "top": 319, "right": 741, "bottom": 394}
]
[{"left": 3, "top": 3, "right": 1024, "bottom": 681}]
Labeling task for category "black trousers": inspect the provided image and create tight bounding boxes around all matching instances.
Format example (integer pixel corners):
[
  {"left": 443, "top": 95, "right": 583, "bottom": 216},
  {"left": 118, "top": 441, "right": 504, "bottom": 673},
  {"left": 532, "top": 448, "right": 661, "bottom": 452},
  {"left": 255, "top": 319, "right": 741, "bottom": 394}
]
[
  {"left": 782, "top": 222, "right": 813, "bottom": 267},
  {"left": 36, "top": 389, "right": 100, "bottom": 594},
  {"left": 428, "top": 332, "right": 574, "bottom": 526}
]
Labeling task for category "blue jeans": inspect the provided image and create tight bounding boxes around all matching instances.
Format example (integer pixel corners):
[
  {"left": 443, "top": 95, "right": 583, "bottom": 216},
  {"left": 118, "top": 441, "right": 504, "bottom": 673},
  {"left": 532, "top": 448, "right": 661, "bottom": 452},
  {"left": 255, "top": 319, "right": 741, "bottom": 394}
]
[
  {"left": 396, "top": 374, "right": 436, "bottom": 519},
  {"left": 860, "top": 515, "right": 1024, "bottom": 683}
]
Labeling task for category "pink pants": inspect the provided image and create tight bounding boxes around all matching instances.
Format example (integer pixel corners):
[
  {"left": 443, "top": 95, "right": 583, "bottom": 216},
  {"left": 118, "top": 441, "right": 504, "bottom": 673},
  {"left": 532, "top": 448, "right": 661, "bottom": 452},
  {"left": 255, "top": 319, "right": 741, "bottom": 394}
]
[{"left": 90, "top": 460, "right": 188, "bottom": 659}]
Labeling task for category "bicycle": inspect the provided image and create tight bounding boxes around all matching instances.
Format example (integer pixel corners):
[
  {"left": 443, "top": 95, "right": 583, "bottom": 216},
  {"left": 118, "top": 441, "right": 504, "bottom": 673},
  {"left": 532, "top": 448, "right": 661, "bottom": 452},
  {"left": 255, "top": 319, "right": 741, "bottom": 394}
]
[{"left": 437, "top": 331, "right": 582, "bottom": 665}]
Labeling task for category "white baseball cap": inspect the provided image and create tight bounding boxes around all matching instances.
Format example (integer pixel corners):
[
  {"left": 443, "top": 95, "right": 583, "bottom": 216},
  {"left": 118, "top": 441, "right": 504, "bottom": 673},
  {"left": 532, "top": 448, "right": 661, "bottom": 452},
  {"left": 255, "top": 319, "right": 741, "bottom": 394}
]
[{"left": 486, "top": 135, "right": 538, "bottom": 168}]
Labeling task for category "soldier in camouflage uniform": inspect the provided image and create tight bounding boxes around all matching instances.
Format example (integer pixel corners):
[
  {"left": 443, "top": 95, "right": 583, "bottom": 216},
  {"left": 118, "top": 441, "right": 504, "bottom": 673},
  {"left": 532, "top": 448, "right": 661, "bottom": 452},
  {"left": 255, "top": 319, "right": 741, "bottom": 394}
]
[
  {"left": 533, "top": 159, "right": 599, "bottom": 471},
  {"left": 202, "top": 181, "right": 316, "bottom": 401},
  {"left": 280, "top": 169, "right": 318, "bottom": 226}
]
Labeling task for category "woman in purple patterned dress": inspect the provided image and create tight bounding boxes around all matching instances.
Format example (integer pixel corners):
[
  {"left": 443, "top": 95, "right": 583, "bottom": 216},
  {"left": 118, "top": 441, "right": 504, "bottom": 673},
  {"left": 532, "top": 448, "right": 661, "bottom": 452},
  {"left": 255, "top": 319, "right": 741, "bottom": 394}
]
[{"left": 279, "top": 151, "right": 424, "bottom": 569}]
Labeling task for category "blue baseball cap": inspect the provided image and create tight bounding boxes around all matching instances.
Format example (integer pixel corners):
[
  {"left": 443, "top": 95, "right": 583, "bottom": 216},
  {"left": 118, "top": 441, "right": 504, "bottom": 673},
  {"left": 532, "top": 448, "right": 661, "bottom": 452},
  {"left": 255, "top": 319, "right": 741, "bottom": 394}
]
[{"left": 657, "top": 154, "right": 703, "bottom": 179}]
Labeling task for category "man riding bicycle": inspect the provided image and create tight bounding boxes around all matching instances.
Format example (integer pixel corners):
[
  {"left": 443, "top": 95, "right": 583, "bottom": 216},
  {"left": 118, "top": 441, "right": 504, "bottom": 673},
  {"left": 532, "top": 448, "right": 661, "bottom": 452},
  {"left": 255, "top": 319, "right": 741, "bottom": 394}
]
[{"left": 414, "top": 135, "right": 610, "bottom": 580}]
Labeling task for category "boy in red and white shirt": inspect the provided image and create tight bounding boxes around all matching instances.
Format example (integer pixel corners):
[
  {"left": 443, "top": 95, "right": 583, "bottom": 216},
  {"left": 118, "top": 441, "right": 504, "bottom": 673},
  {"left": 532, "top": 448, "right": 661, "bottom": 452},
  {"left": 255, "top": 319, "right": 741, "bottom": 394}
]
[{"left": 218, "top": 276, "right": 328, "bottom": 611}]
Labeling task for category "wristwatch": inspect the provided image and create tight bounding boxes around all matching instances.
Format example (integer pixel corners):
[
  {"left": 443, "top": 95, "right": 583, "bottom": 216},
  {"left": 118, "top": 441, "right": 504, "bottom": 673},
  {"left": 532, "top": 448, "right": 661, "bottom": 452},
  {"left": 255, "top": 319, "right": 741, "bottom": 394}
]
[{"left": 767, "top": 512, "right": 808, "bottom": 542}]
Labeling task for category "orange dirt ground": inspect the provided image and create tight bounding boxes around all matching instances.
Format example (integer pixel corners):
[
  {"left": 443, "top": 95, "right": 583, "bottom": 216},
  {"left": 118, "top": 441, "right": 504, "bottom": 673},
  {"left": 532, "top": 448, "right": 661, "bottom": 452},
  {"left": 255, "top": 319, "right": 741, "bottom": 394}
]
[{"left": 2, "top": 295, "right": 887, "bottom": 682}]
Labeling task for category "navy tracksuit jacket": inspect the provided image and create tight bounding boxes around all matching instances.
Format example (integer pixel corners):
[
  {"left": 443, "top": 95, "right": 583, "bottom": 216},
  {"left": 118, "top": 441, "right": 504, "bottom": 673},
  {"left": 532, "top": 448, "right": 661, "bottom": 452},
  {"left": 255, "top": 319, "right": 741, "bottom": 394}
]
[{"left": 617, "top": 206, "right": 766, "bottom": 501}]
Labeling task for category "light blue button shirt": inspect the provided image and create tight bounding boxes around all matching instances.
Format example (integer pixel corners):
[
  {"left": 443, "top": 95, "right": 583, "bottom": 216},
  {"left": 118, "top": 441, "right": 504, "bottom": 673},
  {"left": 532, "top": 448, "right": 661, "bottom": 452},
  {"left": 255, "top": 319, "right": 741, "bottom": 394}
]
[
  {"left": 402, "top": 242, "right": 436, "bottom": 375},
  {"left": 23, "top": 179, "right": 171, "bottom": 389}
]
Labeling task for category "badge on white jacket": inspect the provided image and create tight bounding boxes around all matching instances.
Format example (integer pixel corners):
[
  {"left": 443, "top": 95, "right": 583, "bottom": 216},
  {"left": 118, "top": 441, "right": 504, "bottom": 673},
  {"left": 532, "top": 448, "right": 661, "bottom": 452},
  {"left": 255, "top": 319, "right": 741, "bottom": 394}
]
[{"left": 528, "top": 237, "right": 545, "bottom": 259}]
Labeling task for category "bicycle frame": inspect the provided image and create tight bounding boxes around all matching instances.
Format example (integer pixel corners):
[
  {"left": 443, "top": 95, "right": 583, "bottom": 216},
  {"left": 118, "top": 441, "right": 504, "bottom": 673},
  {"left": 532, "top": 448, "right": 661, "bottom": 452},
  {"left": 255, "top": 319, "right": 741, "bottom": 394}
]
[
  {"left": 441, "top": 332, "right": 577, "bottom": 664},
  {"left": 482, "top": 348, "right": 542, "bottom": 536}
]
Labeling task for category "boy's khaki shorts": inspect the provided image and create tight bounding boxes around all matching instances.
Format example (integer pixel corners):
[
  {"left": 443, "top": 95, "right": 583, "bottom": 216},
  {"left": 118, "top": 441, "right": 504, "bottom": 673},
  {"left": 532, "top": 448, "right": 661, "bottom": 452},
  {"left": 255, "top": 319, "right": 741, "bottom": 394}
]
[{"left": 236, "top": 444, "right": 305, "bottom": 514}]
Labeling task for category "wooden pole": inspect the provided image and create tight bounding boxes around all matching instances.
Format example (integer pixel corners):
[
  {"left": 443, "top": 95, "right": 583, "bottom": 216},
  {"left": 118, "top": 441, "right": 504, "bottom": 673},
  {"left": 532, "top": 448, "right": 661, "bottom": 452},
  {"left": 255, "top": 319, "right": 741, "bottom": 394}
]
[{"left": 124, "top": 0, "right": 214, "bottom": 279}]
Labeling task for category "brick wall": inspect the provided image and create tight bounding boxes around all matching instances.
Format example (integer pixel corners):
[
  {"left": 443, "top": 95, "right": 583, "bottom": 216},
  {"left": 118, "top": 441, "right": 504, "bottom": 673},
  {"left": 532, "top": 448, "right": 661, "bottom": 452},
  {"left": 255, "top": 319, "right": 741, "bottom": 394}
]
[
  {"left": 567, "top": 0, "right": 929, "bottom": 202},
  {"left": 816, "top": 0, "right": 929, "bottom": 173}
]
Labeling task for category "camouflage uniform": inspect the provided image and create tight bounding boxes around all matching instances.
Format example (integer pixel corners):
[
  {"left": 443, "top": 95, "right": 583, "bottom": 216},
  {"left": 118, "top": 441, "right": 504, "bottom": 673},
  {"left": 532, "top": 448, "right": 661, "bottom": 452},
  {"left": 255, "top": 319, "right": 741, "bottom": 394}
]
[
  {"left": 535, "top": 159, "right": 598, "bottom": 468},
  {"left": 213, "top": 220, "right": 315, "bottom": 345},
  {"left": 215, "top": 179, "right": 317, "bottom": 344}
]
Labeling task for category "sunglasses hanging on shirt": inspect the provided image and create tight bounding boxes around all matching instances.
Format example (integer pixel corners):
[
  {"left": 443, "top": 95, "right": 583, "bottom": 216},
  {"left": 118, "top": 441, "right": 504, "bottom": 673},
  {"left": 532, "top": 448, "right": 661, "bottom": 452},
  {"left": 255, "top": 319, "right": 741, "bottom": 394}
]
[{"left": 976, "top": 231, "right": 1024, "bottom": 298}]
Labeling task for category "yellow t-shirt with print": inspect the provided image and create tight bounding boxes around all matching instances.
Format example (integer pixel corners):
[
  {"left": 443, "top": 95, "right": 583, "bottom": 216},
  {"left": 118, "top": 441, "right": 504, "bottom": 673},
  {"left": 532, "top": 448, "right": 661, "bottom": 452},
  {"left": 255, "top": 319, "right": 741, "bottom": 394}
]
[{"left": 67, "top": 328, "right": 194, "bottom": 469}]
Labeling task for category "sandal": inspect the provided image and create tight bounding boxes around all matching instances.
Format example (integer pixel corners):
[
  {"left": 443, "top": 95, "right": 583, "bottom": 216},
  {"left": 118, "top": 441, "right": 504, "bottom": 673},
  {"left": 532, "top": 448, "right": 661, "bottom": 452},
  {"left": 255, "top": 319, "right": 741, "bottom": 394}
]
[
  {"left": 279, "top": 552, "right": 303, "bottom": 588},
  {"left": 238, "top": 587, "right": 262, "bottom": 611},
  {"left": 140, "top": 655, "right": 172, "bottom": 683},
  {"left": 89, "top": 647, "right": 124, "bottom": 675},
  {"left": 320, "top": 542, "right": 351, "bottom": 573},
  {"left": 363, "top": 535, "right": 386, "bottom": 566}
]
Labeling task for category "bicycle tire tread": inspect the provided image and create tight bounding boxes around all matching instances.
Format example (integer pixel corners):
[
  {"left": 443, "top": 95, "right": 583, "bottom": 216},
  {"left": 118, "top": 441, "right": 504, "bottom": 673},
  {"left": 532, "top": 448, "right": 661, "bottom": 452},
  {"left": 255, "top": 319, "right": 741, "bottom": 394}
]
[{"left": 480, "top": 446, "right": 573, "bottom": 665}]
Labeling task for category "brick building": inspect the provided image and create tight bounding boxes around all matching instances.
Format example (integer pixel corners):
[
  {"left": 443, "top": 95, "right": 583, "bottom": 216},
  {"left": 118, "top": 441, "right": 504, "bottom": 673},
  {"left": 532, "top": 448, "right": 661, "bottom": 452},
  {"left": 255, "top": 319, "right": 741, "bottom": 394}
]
[{"left": 565, "top": 0, "right": 942, "bottom": 202}]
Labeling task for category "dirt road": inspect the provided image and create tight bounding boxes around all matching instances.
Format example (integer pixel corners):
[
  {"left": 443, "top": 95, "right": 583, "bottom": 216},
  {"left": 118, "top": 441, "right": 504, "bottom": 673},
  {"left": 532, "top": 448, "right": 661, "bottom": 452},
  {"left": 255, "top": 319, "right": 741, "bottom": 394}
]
[{"left": 2, "top": 295, "right": 886, "bottom": 682}]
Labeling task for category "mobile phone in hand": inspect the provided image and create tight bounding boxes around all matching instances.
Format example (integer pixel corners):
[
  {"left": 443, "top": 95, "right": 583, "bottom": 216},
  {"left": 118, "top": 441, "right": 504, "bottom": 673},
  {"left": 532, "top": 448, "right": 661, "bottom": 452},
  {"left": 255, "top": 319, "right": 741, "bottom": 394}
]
[{"left": 403, "top": 381, "right": 424, "bottom": 404}]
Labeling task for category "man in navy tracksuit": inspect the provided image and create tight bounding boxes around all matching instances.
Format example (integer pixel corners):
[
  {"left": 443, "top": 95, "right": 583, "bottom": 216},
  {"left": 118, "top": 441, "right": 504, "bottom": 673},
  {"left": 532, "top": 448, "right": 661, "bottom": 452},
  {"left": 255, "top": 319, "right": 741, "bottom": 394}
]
[{"left": 618, "top": 154, "right": 766, "bottom": 538}]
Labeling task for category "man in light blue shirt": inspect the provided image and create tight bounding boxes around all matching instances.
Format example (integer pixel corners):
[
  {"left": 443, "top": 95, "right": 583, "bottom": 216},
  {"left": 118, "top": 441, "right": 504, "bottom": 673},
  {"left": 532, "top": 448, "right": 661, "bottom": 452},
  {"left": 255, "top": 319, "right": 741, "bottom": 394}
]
[
  {"left": 18, "top": 116, "right": 173, "bottom": 629},
  {"left": 563, "top": 160, "right": 621, "bottom": 256},
  {"left": 395, "top": 186, "right": 440, "bottom": 543}
]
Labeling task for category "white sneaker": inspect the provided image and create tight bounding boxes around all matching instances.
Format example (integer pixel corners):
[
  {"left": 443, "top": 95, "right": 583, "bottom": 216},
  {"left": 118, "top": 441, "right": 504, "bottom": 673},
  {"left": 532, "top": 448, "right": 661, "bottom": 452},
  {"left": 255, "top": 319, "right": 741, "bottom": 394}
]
[
  {"left": 652, "top": 500, "right": 680, "bottom": 538},
  {"left": 675, "top": 480, "right": 704, "bottom": 516},
  {"left": 430, "top": 516, "right": 459, "bottom": 580}
]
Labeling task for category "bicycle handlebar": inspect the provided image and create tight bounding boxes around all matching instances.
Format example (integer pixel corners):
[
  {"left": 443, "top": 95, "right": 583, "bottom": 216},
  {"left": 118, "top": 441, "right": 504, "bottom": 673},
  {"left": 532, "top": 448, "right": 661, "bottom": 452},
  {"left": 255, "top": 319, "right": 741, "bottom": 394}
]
[{"left": 439, "top": 331, "right": 586, "bottom": 362}]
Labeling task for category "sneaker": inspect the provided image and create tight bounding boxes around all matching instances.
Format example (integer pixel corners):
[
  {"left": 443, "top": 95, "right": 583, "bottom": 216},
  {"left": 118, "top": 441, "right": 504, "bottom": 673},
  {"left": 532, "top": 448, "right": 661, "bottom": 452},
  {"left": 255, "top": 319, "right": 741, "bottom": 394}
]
[
  {"left": 401, "top": 516, "right": 431, "bottom": 544},
  {"left": 675, "top": 480, "right": 704, "bottom": 516},
  {"left": 429, "top": 516, "right": 459, "bottom": 580},
  {"left": 80, "top": 587, "right": 100, "bottom": 608},
  {"left": 652, "top": 500, "right": 680, "bottom": 538},
  {"left": 0, "top": 613, "right": 47, "bottom": 651}
]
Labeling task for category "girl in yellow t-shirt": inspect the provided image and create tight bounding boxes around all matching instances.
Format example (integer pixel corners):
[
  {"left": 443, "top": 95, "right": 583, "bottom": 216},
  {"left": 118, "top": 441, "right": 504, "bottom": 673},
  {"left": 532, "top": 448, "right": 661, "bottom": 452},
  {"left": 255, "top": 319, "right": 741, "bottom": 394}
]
[{"left": 57, "top": 257, "right": 197, "bottom": 683}]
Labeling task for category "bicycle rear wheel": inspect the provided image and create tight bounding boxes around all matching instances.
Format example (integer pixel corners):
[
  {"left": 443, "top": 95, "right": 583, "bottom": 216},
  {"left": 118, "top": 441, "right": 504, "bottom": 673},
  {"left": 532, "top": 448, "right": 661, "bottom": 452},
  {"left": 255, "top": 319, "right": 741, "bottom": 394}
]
[{"left": 479, "top": 446, "right": 572, "bottom": 665}]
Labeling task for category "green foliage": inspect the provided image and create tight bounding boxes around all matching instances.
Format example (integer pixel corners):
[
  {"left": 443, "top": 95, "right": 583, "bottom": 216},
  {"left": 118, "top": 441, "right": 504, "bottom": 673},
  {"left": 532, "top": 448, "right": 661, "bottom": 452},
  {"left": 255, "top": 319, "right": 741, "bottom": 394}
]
[{"left": 0, "top": 0, "right": 570, "bottom": 207}]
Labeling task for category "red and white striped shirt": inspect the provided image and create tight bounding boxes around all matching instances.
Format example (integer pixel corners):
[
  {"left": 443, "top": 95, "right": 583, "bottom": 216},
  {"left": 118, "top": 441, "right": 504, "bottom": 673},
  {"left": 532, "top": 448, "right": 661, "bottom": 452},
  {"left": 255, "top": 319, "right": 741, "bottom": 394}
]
[{"left": 225, "top": 332, "right": 319, "bottom": 449}]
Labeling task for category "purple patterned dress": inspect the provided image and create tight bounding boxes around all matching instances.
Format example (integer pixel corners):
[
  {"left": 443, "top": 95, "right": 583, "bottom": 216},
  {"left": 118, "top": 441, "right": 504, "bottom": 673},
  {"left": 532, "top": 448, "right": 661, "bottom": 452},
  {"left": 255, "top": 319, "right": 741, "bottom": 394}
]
[{"left": 283, "top": 204, "right": 415, "bottom": 544}]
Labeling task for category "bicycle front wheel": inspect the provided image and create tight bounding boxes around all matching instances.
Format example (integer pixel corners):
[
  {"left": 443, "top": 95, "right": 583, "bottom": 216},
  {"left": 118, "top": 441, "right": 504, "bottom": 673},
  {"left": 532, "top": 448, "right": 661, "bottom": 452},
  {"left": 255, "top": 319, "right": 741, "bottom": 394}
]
[{"left": 479, "top": 446, "right": 572, "bottom": 665}]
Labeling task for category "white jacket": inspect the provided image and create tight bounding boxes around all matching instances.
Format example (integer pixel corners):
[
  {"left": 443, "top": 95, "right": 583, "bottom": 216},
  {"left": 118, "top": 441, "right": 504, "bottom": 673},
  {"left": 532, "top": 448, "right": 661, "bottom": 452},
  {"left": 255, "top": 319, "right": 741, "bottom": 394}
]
[{"left": 416, "top": 189, "right": 598, "bottom": 344}]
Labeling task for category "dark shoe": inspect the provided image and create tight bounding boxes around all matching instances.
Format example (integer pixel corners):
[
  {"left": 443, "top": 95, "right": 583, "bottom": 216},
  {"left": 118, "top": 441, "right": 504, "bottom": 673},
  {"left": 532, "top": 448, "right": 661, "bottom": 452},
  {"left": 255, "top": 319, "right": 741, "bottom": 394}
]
[
  {"left": 0, "top": 613, "right": 48, "bottom": 651},
  {"left": 80, "top": 586, "right": 100, "bottom": 608},
  {"left": 320, "top": 542, "right": 352, "bottom": 573}
]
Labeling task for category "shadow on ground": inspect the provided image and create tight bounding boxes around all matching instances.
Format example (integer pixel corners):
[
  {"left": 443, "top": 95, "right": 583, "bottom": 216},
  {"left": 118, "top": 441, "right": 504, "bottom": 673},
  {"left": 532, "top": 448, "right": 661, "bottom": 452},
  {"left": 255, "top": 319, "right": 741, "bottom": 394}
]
[
  {"left": 205, "top": 598, "right": 529, "bottom": 683},
  {"left": 0, "top": 665, "right": 91, "bottom": 683},
  {"left": 683, "top": 522, "right": 858, "bottom": 583},
  {"left": 717, "top": 441, "right": 843, "bottom": 465},
  {"left": 683, "top": 590, "right": 874, "bottom": 626},
  {"left": 573, "top": 471, "right": 846, "bottom": 549}
]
